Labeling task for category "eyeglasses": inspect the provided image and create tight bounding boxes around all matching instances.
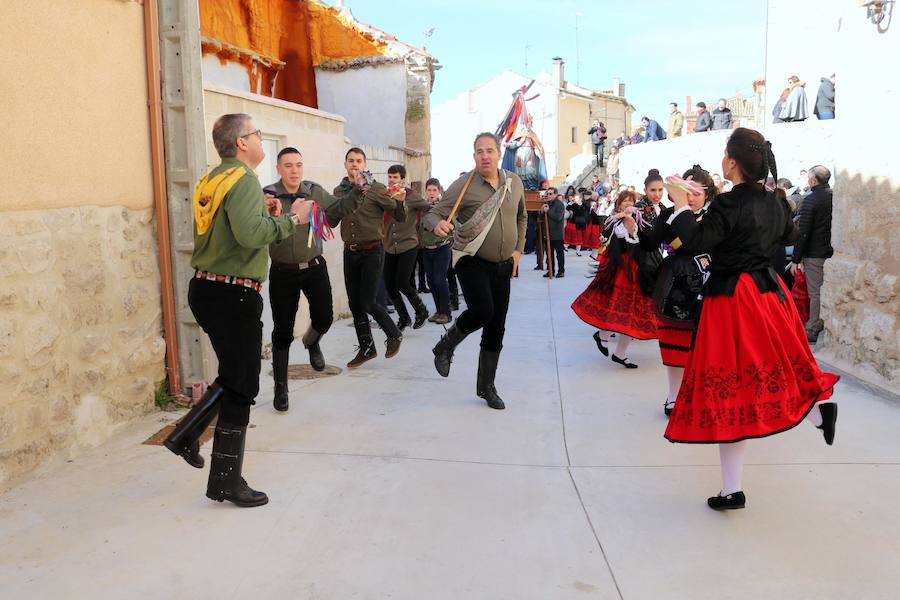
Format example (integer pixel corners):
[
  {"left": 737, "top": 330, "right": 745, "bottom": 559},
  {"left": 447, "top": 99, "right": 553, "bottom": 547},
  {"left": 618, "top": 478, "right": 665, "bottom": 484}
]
[{"left": 240, "top": 129, "right": 262, "bottom": 140}]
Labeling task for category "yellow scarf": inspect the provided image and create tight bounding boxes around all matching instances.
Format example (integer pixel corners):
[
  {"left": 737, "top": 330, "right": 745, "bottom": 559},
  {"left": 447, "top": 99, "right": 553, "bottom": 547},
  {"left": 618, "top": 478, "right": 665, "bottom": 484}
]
[{"left": 192, "top": 166, "right": 247, "bottom": 235}]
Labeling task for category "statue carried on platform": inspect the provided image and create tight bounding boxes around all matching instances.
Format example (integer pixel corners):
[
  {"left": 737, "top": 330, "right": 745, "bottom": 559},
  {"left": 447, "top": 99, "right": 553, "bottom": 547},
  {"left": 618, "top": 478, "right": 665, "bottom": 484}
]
[{"left": 495, "top": 82, "right": 549, "bottom": 191}]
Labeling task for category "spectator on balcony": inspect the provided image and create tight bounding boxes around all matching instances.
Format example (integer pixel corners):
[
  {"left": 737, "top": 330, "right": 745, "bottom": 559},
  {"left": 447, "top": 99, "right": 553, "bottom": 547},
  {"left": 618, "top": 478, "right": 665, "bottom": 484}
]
[
  {"left": 641, "top": 116, "right": 666, "bottom": 142},
  {"left": 588, "top": 120, "right": 607, "bottom": 166},
  {"left": 815, "top": 74, "right": 835, "bottom": 120},
  {"left": 630, "top": 128, "right": 645, "bottom": 144},
  {"left": 667, "top": 102, "right": 684, "bottom": 138},
  {"left": 606, "top": 146, "right": 620, "bottom": 185},
  {"left": 711, "top": 98, "right": 733, "bottom": 130},
  {"left": 694, "top": 101, "right": 712, "bottom": 132},
  {"left": 779, "top": 75, "right": 809, "bottom": 122}
]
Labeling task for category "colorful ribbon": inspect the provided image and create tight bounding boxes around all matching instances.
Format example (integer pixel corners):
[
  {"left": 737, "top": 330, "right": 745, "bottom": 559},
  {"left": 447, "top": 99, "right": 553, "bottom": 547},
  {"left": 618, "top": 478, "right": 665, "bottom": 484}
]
[
  {"left": 306, "top": 202, "right": 334, "bottom": 249},
  {"left": 664, "top": 175, "right": 704, "bottom": 197}
]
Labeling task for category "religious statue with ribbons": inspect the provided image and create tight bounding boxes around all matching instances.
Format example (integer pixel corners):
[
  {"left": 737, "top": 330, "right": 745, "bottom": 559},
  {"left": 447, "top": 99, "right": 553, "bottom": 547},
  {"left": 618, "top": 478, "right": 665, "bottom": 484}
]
[{"left": 495, "top": 81, "right": 549, "bottom": 191}]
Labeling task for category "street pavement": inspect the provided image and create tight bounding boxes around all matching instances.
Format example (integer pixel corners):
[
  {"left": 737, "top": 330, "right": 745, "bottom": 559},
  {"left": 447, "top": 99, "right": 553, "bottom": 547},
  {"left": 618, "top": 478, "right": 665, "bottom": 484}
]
[{"left": 2, "top": 252, "right": 899, "bottom": 600}]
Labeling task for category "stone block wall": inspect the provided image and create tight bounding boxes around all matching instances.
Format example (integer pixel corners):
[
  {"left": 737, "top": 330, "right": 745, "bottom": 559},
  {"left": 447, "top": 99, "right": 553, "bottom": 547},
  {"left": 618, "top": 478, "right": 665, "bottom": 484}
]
[{"left": 0, "top": 207, "right": 165, "bottom": 487}]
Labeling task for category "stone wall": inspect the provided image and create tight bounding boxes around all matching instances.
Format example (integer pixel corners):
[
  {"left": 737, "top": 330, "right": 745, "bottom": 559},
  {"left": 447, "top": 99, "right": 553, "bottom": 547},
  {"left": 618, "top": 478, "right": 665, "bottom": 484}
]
[
  {"left": 813, "top": 2, "right": 900, "bottom": 393},
  {"left": 0, "top": 207, "right": 165, "bottom": 487},
  {"left": 0, "top": 0, "right": 166, "bottom": 488}
]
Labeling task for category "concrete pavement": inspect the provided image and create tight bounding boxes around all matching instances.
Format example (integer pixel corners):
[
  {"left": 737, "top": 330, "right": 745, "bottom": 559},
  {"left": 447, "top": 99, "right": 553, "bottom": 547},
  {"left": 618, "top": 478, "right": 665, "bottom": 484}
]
[{"left": 2, "top": 253, "right": 899, "bottom": 599}]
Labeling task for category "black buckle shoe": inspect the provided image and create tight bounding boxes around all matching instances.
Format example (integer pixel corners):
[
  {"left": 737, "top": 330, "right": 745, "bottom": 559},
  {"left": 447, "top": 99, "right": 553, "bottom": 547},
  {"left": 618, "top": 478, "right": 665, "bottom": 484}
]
[
  {"left": 592, "top": 332, "right": 609, "bottom": 356},
  {"left": 664, "top": 400, "right": 675, "bottom": 417},
  {"left": 707, "top": 491, "right": 746, "bottom": 510},
  {"left": 816, "top": 403, "right": 838, "bottom": 445},
  {"left": 611, "top": 354, "right": 638, "bottom": 369}
]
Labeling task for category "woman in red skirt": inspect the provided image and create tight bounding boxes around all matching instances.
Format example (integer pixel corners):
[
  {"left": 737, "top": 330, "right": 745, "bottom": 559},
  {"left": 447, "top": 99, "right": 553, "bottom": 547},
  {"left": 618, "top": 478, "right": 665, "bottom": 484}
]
[
  {"left": 565, "top": 189, "right": 590, "bottom": 255},
  {"left": 572, "top": 190, "right": 658, "bottom": 367},
  {"left": 630, "top": 165, "right": 716, "bottom": 416},
  {"left": 638, "top": 128, "right": 839, "bottom": 510}
]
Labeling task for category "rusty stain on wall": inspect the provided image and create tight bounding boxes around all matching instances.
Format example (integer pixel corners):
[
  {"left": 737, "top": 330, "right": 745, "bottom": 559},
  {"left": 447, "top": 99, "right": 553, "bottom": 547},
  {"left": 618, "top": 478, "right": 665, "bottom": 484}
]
[{"left": 200, "top": 0, "right": 390, "bottom": 107}]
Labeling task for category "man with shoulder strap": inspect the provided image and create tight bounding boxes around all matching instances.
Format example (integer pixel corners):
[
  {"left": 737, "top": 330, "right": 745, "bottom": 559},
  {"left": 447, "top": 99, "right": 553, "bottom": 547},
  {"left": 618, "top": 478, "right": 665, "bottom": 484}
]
[
  {"left": 263, "top": 147, "right": 370, "bottom": 412},
  {"left": 163, "top": 113, "right": 312, "bottom": 507},
  {"left": 335, "top": 147, "right": 407, "bottom": 368},
  {"left": 425, "top": 132, "right": 527, "bottom": 410}
]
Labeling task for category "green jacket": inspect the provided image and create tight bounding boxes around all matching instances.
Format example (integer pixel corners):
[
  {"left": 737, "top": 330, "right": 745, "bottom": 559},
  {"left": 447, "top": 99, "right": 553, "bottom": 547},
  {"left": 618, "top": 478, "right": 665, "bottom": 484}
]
[
  {"left": 264, "top": 179, "right": 364, "bottom": 264},
  {"left": 333, "top": 178, "right": 406, "bottom": 245},
  {"left": 384, "top": 187, "right": 430, "bottom": 254},
  {"left": 191, "top": 157, "right": 295, "bottom": 281},
  {"left": 419, "top": 199, "right": 451, "bottom": 248}
]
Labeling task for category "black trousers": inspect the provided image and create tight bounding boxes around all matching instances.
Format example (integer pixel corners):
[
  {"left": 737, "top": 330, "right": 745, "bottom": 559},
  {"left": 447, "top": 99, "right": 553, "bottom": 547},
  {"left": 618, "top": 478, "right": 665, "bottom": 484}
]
[
  {"left": 343, "top": 245, "right": 402, "bottom": 340},
  {"left": 550, "top": 239, "right": 565, "bottom": 273},
  {"left": 268, "top": 258, "right": 333, "bottom": 350},
  {"left": 384, "top": 248, "right": 420, "bottom": 318},
  {"left": 454, "top": 256, "right": 513, "bottom": 352},
  {"left": 188, "top": 278, "right": 261, "bottom": 426}
]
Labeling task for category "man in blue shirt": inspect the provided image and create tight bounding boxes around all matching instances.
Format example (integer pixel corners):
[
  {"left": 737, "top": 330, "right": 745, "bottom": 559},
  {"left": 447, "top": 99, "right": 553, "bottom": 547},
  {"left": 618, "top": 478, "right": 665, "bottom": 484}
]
[{"left": 641, "top": 116, "right": 667, "bottom": 142}]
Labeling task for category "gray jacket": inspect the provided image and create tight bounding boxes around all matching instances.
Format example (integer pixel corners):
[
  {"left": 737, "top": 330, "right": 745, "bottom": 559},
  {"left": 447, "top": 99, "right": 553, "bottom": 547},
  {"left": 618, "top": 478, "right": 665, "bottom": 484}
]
[
  {"left": 814, "top": 78, "right": 835, "bottom": 116},
  {"left": 711, "top": 107, "right": 733, "bottom": 130},
  {"left": 694, "top": 110, "right": 712, "bottom": 132}
]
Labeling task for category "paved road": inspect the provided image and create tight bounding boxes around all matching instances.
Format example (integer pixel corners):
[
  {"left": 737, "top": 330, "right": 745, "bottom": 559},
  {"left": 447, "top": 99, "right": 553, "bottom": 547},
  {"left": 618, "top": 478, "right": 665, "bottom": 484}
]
[{"left": 2, "top": 253, "right": 898, "bottom": 599}]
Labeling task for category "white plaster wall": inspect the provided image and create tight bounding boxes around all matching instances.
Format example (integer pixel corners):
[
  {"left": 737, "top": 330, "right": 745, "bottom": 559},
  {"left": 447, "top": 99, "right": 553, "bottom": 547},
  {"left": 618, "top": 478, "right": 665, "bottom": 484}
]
[
  {"left": 201, "top": 56, "right": 252, "bottom": 94},
  {"left": 764, "top": 0, "right": 842, "bottom": 120},
  {"left": 315, "top": 63, "right": 407, "bottom": 149},
  {"left": 617, "top": 120, "right": 836, "bottom": 190},
  {"left": 431, "top": 70, "right": 559, "bottom": 187}
]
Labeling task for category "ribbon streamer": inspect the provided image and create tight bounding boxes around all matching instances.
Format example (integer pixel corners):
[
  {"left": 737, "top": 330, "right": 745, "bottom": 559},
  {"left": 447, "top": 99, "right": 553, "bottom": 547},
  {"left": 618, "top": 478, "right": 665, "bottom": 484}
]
[{"left": 306, "top": 202, "right": 334, "bottom": 249}]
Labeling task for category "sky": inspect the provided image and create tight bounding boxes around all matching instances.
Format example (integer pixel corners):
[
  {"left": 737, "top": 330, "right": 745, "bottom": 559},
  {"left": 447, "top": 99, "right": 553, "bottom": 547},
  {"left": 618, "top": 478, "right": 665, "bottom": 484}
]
[{"left": 328, "top": 0, "right": 768, "bottom": 127}]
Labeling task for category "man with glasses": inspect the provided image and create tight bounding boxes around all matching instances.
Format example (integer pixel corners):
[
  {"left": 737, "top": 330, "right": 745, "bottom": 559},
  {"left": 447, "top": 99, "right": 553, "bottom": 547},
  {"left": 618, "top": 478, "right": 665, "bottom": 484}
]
[{"left": 164, "top": 113, "right": 312, "bottom": 508}]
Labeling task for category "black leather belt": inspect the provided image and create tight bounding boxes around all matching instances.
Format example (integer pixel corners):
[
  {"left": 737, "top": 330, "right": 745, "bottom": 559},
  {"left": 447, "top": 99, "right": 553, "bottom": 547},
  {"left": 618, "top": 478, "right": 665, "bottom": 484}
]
[
  {"left": 345, "top": 240, "right": 382, "bottom": 252},
  {"left": 271, "top": 256, "right": 324, "bottom": 272}
]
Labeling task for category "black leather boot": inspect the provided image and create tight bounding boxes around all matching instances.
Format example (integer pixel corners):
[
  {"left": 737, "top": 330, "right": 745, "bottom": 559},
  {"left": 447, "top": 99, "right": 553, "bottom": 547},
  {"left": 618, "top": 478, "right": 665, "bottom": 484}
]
[
  {"left": 164, "top": 383, "right": 223, "bottom": 468},
  {"left": 476, "top": 350, "right": 505, "bottom": 410},
  {"left": 432, "top": 324, "right": 468, "bottom": 377},
  {"left": 411, "top": 295, "right": 429, "bottom": 329},
  {"left": 394, "top": 299, "right": 412, "bottom": 331},
  {"left": 206, "top": 422, "right": 268, "bottom": 507},
  {"left": 302, "top": 327, "right": 326, "bottom": 372},
  {"left": 817, "top": 402, "right": 838, "bottom": 445},
  {"left": 347, "top": 321, "right": 377, "bottom": 369},
  {"left": 272, "top": 346, "right": 289, "bottom": 412}
]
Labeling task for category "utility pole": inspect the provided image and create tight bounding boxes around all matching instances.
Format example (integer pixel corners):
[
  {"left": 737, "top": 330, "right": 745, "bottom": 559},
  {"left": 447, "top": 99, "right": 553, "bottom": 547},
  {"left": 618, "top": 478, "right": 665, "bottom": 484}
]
[{"left": 575, "top": 12, "right": 582, "bottom": 85}]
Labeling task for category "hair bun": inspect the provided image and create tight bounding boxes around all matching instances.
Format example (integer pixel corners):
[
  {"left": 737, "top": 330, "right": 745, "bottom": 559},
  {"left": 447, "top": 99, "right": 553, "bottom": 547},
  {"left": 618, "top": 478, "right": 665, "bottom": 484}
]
[{"left": 648, "top": 168, "right": 660, "bottom": 177}]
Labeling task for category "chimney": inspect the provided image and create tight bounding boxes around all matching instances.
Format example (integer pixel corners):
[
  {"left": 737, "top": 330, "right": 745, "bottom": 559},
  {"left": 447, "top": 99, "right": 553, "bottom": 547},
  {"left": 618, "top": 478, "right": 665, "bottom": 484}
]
[
  {"left": 552, "top": 57, "right": 565, "bottom": 90},
  {"left": 612, "top": 77, "right": 620, "bottom": 97},
  {"left": 617, "top": 81, "right": 625, "bottom": 97},
  {"left": 686, "top": 95, "right": 692, "bottom": 113}
]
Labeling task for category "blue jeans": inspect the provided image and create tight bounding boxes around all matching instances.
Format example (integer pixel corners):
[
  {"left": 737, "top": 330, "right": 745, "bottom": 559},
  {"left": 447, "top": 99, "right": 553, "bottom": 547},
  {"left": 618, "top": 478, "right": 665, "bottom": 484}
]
[
  {"left": 818, "top": 111, "right": 834, "bottom": 120},
  {"left": 423, "top": 244, "right": 452, "bottom": 314}
]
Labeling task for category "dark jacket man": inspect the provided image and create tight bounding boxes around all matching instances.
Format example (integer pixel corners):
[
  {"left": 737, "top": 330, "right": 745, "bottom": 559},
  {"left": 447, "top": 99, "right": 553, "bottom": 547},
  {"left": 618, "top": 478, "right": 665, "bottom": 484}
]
[
  {"left": 694, "top": 105, "right": 712, "bottom": 132},
  {"left": 711, "top": 106, "right": 733, "bottom": 130},
  {"left": 792, "top": 182, "right": 833, "bottom": 262}
]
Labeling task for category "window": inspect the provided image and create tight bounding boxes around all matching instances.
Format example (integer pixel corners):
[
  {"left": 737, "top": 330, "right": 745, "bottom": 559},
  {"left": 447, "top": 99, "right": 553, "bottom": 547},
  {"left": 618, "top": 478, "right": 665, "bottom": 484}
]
[{"left": 571, "top": 126, "right": 577, "bottom": 143}]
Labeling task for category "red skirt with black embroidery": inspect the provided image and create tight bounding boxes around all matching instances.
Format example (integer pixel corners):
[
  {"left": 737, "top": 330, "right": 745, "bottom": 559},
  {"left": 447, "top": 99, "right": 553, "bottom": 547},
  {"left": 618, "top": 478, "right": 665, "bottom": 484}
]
[
  {"left": 571, "top": 255, "right": 658, "bottom": 340},
  {"left": 664, "top": 273, "right": 839, "bottom": 444},
  {"left": 564, "top": 223, "right": 584, "bottom": 246}
]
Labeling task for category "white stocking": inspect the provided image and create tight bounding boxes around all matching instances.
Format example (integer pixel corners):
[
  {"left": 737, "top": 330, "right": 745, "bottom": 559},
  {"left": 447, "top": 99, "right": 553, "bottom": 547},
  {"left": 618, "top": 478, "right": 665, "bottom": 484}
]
[
  {"left": 806, "top": 405, "right": 823, "bottom": 427},
  {"left": 666, "top": 366, "right": 684, "bottom": 404},
  {"left": 614, "top": 334, "right": 632, "bottom": 358},
  {"left": 596, "top": 329, "right": 611, "bottom": 342},
  {"left": 719, "top": 441, "right": 748, "bottom": 495}
]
